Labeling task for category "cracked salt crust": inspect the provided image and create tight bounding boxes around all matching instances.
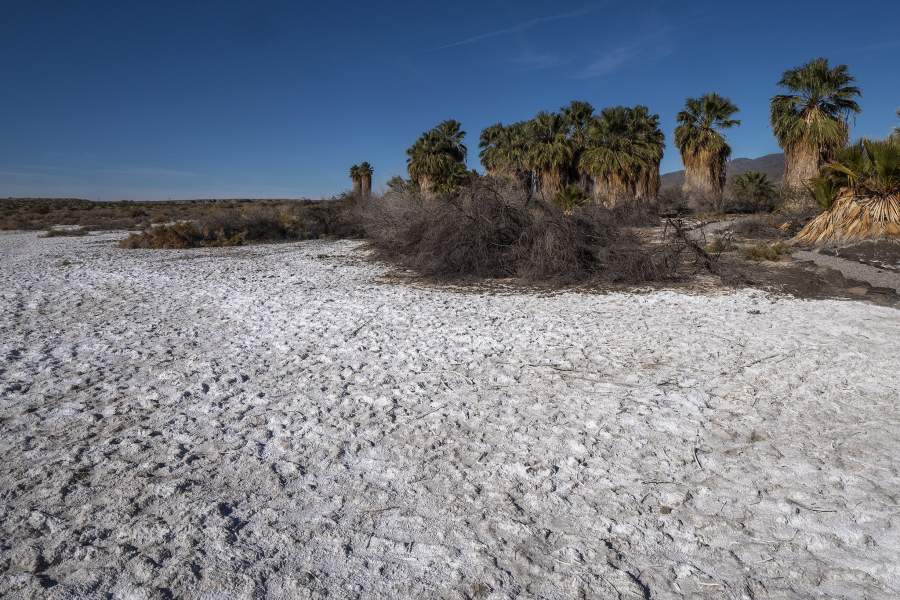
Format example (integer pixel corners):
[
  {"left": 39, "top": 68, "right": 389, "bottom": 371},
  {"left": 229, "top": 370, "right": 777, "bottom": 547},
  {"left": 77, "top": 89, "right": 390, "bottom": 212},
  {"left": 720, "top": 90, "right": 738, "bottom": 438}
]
[{"left": 1, "top": 231, "right": 899, "bottom": 599}]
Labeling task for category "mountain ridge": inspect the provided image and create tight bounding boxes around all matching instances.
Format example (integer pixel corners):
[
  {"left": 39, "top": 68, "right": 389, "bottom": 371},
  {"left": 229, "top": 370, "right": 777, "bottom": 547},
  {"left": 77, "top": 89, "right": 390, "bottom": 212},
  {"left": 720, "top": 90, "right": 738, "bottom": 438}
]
[{"left": 660, "top": 153, "right": 785, "bottom": 189}]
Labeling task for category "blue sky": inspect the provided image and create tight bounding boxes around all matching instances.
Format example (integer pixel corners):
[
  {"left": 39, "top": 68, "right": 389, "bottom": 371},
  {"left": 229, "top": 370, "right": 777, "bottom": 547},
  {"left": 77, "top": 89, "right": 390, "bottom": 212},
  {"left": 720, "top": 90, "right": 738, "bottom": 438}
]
[{"left": 2, "top": 0, "right": 898, "bottom": 200}]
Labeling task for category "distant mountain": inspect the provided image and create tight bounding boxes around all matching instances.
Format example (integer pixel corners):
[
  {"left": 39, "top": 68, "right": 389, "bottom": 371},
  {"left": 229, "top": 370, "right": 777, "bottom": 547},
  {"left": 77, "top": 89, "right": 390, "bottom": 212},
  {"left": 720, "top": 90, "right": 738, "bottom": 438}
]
[{"left": 660, "top": 153, "right": 784, "bottom": 189}]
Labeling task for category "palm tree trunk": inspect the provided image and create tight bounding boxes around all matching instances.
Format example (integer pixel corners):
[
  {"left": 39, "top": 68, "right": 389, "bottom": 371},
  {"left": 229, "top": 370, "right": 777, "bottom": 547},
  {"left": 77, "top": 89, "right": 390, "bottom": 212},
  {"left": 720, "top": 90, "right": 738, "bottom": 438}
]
[
  {"left": 540, "top": 170, "right": 562, "bottom": 200},
  {"left": 593, "top": 176, "right": 632, "bottom": 207},
  {"left": 419, "top": 175, "right": 434, "bottom": 200},
  {"left": 609, "top": 176, "right": 631, "bottom": 208},
  {"left": 352, "top": 180, "right": 361, "bottom": 196},
  {"left": 361, "top": 176, "right": 372, "bottom": 198},
  {"left": 682, "top": 151, "right": 725, "bottom": 212},
  {"left": 784, "top": 144, "right": 821, "bottom": 191},
  {"left": 635, "top": 167, "right": 660, "bottom": 203},
  {"left": 592, "top": 177, "right": 610, "bottom": 206}
]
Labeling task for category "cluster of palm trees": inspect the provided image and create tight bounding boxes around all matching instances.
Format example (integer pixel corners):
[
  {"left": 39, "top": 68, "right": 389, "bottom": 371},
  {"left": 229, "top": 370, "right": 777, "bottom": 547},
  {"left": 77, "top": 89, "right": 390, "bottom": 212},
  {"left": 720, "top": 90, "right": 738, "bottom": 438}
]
[
  {"left": 672, "top": 58, "right": 864, "bottom": 209},
  {"left": 475, "top": 101, "right": 665, "bottom": 207},
  {"left": 357, "top": 57, "right": 886, "bottom": 221},
  {"left": 348, "top": 162, "right": 374, "bottom": 197}
]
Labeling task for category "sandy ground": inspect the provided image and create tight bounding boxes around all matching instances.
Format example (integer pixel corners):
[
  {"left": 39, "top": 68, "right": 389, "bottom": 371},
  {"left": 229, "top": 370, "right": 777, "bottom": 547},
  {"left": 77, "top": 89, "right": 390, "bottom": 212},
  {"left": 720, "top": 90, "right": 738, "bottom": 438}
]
[{"left": 2, "top": 231, "right": 899, "bottom": 600}]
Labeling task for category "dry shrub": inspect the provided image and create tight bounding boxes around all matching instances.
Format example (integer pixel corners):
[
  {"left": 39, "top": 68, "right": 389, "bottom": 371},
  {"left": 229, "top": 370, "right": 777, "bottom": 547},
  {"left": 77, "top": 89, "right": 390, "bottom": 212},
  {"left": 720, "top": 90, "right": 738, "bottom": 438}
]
[
  {"left": 743, "top": 241, "right": 792, "bottom": 262},
  {"left": 705, "top": 234, "right": 735, "bottom": 255},
  {"left": 119, "top": 222, "right": 211, "bottom": 249},
  {"left": 357, "top": 178, "right": 703, "bottom": 283},
  {"left": 120, "top": 198, "right": 363, "bottom": 249},
  {"left": 730, "top": 215, "right": 787, "bottom": 238},
  {"left": 657, "top": 188, "right": 689, "bottom": 216},
  {"left": 1, "top": 197, "right": 365, "bottom": 236}
]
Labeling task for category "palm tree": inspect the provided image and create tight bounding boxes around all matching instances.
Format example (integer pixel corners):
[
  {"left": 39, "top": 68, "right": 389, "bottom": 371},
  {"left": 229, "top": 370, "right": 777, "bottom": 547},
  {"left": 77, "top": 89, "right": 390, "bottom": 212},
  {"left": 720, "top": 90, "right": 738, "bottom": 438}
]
[
  {"left": 675, "top": 93, "right": 740, "bottom": 210},
  {"left": 893, "top": 109, "right": 900, "bottom": 142},
  {"left": 631, "top": 106, "right": 665, "bottom": 202},
  {"left": 386, "top": 175, "right": 407, "bottom": 193},
  {"left": 479, "top": 123, "right": 525, "bottom": 179},
  {"left": 771, "top": 58, "right": 861, "bottom": 190},
  {"left": 525, "top": 112, "right": 573, "bottom": 199},
  {"left": 579, "top": 106, "right": 665, "bottom": 206},
  {"left": 795, "top": 138, "right": 899, "bottom": 243},
  {"left": 732, "top": 171, "right": 776, "bottom": 212},
  {"left": 562, "top": 100, "right": 595, "bottom": 147},
  {"left": 406, "top": 120, "right": 468, "bottom": 197},
  {"left": 580, "top": 107, "right": 644, "bottom": 205},
  {"left": 357, "top": 162, "right": 374, "bottom": 197},
  {"left": 349, "top": 164, "right": 361, "bottom": 196},
  {"left": 554, "top": 184, "right": 589, "bottom": 213},
  {"left": 561, "top": 100, "right": 596, "bottom": 192}
]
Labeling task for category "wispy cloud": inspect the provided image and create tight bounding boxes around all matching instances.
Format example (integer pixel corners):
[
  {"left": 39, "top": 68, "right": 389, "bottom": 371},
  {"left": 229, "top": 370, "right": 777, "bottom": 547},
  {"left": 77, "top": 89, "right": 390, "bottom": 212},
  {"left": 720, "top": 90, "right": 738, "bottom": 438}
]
[
  {"left": 433, "top": 8, "right": 592, "bottom": 51},
  {"left": 574, "top": 36, "right": 673, "bottom": 79},
  {"left": 510, "top": 51, "right": 568, "bottom": 71},
  {"left": 577, "top": 44, "right": 641, "bottom": 78}
]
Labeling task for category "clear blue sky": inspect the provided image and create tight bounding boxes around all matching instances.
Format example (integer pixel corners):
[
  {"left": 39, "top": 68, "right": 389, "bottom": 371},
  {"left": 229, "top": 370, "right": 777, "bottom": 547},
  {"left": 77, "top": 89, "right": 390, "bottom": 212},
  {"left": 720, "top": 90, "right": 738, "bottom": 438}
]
[{"left": 2, "top": 0, "right": 898, "bottom": 200}]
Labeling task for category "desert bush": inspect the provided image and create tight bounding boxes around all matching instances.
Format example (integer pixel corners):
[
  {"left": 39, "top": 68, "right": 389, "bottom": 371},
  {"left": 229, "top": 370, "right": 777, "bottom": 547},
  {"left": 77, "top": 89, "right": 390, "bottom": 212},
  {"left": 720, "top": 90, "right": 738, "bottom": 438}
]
[
  {"left": 356, "top": 178, "right": 704, "bottom": 283},
  {"left": 1, "top": 197, "right": 365, "bottom": 237},
  {"left": 657, "top": 188, "right": 689, "bottom": 216},
  {"left": 728, "top": 172, "right": 777, "bottom": 213},
  {"left": 743, "top": 241, "right": 792, "bottom": 261},
  {"left": 119, "top": 197, "right": 363, "bottom": 249},
  {"left": 704, "top": 233, "right": 735, "bottom": 255},
  {"left": 730, "top": 215, "right": 788, "bottom": 238}
]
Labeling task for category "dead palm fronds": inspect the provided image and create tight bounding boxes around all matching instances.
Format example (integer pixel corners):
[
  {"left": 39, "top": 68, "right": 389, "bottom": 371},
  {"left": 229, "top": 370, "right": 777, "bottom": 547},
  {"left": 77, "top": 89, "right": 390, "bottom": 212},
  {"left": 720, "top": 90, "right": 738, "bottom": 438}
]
[{"left": 794, "top": 138, "right": 900, "bottom": 243}]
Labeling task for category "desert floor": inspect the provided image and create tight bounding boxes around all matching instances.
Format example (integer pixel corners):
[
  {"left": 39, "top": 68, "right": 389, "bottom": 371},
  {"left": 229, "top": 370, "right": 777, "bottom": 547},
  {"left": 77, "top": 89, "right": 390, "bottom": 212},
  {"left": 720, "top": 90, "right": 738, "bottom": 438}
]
[{"left": 2, "top": 232, "right": 899, "bottom": 599}]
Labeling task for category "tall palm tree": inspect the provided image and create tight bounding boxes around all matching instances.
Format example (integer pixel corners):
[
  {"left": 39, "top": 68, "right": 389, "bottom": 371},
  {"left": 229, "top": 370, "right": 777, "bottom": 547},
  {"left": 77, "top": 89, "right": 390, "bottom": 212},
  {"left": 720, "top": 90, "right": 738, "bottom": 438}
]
[
  {"left": 675, "top": 93, "right": 740, "bottom": 209},
  {"left": 561, "top": 100, "right": 596, "bottom": 192},
  {"left": 406, "top": 120, "right": 468, "bottom": 197},
  {"left": 357, "top": 162, "right": 374, "bottom": 197},
  {"left": 349, "top": 164, "right": 361, "bottom": 196},
  {"left": 771, "top": 58, "right": 861, "bottom": 190},
  {"left": 525, "top": 112, "right": 573, "bottom": 199},
  {"left": 479, "top": 123, "right": 523, "bottom": 179},
  {"left": 630, "top": 106, "right": 665, "bottom": 202}
]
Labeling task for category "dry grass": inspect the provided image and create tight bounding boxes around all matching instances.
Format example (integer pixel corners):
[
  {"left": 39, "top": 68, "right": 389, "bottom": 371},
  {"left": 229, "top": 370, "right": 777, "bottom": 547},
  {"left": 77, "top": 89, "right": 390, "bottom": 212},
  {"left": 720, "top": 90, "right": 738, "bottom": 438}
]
[
  {"left": 743, "top": 241, "right": 792, "bottom": 262},
  {"left": 0, "top": 197, "right": 359, "bottom": 234}
]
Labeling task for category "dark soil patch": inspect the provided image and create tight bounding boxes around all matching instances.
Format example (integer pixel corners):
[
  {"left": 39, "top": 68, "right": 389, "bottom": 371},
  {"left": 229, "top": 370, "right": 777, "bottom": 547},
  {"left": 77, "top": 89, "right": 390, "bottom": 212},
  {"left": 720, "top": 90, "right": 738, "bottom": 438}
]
[
  {"left": 723, "top": 254, "right": 899, "bottom": 308},
  {"left": 820, "top": 240, "right": 900, "bottom": 273}
]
